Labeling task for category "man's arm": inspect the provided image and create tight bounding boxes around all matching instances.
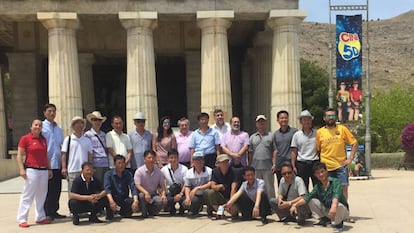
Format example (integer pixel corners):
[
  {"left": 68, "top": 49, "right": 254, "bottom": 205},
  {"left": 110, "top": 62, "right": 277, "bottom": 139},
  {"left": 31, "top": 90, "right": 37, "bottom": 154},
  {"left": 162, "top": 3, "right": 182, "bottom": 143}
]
[
  {"left": 224, "top": 189, "right": 243, "bottom": 208},
  {"left": 272, "top": 150, "right": 277, "bottom": 173},
  {"left": 230, "top": 182, "right": 238, "bottom": 198},
  {"left": 291, "top": 147, "right": 298, "bottom": 174},
  {"left": 210, "top": 181, "right": 225, "bottom": 192},
  {"left": 248, "top": 152, "right": 253, "bottom": 166},
  {"left": 61, "top": 152, "right": 67, "bottom": 176}
]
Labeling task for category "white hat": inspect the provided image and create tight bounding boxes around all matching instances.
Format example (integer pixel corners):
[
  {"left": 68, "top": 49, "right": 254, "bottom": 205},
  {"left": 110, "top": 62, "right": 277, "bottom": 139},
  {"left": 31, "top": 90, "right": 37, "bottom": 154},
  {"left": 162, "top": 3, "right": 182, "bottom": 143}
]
[
  {"left": 133, "top": 112, "right": 146, "bottom": 120},
  {"left": 298, "top": 110, "right": 314, "bottom": 120},
  {"left": 70, "top": 116, "right": 86, "bottom": 130},
  {"left": 192, "top": 151, "right": 204, "bottom": 160},
  {"left": 255, "top": 115, "right": 267, "bottom": 121},
  {"left": 86, "top": 111, "right": 107, "bottom": 123}
]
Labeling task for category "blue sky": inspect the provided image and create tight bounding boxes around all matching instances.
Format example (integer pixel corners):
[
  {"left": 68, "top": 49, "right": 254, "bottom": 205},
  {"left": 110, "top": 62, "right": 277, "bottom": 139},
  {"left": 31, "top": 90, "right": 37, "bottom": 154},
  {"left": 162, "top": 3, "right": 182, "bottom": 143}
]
[{"left": 299, "top": 0, "right": 414, "bottom": 22}]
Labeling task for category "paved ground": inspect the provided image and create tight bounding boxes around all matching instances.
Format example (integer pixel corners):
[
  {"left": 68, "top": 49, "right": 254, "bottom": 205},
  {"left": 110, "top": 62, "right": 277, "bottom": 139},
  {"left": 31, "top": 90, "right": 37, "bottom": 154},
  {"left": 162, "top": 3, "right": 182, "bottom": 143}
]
[{"left": 1, "top": 169, "right": 413, "bottom": 233}]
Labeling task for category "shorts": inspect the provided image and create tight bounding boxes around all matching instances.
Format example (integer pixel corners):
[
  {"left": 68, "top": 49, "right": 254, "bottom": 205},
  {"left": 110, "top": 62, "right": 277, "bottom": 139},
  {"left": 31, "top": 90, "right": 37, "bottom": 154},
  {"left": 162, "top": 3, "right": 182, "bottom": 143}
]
[{"left": 328, "top": 166, "right": 349, "bottom": 186}]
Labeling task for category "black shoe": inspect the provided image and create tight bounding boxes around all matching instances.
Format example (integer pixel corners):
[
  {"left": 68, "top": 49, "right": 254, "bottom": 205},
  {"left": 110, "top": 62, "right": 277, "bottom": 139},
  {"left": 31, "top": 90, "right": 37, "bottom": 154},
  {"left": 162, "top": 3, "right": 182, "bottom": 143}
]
[
  {"left": 313, "top": 217, "right": 330, "bottom": 227},
  {"left": 298, "top": 218, "right": 306, "bottom": 226},
  {"left": 72, "top": 215, "right": 80, "bottom": 225},
  {"left": 53, "top": 213, "right": 67, "bottom": 219},
  {"left": 89, "top": 215, "right": 105, "bottom": 223},
  {"left": 261, "top": 217, "right": 269, "bottom": 224},
  {"left": 282, "top": 216, "right": 296, "bottom": 223}
]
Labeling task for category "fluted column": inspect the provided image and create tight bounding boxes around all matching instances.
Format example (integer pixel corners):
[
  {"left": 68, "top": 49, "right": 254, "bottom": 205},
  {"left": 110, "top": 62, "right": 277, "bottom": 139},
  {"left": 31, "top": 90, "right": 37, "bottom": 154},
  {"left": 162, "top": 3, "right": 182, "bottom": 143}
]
[
  {"left": 197, "top": 11, "right": 234, "bottom": 123},
  {"left": 268, "top": 10, "right": 306, "bottom": 130},
  {"left": 119, "top": 12, "right": 158, "bottom": 133},
  {"left": 0, "top": 67, "right": 7, "bottom": 157},
  {"left": 79, "top": 53, "right": 95, "bottom": 115},
  {"left": 38, "top": 12, "right": 82, "bottom": 136}
]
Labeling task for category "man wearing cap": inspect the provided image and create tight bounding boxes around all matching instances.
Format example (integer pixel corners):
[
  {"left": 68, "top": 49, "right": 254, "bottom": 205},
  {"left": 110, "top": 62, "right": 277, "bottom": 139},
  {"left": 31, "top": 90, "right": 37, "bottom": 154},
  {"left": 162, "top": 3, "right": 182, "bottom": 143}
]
[
  {"left": 273, "top": 110, "right": 298, "bottom": 185},
  {"left": 128, "top": 112, "right": 152, "bottom": 174},
  {"left": 183, "top": 152, "right": 213, "bottom": 217},
  {"left": 175, "top": 117, "right": 193, "bottom": 168},
  {"left": 211, "top": 109, "right": 231, "bottom": 139},
  {"left": 207, "top": 154, "right": 239, "bottom": 219},
  {"left": 106, "top": 116, "right": 133, "bottom": 171},
  {"left": 291, "top": 110, "right": 319, "bottom": 190},
  {"left": 85, "top": 111, "right": 108, "bottom": 183},
  {"left": 62, "top": 116, "right": 93, "bottom": 196},
  {"left": 221, "top": 116, "right": 249, "bottom": 167},
  {"left": 248, "top": 115, "right": 276, "bottom": 199},
  {"left": 190, "top": 112, "right": 221, "bottom": 168},
  {"left": 42, "top": 103, "right": 66, "bottom": 220}
]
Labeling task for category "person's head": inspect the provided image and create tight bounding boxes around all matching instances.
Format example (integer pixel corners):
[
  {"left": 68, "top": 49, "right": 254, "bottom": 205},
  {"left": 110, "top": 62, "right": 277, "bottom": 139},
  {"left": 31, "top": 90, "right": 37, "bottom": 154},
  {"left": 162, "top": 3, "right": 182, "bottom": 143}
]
[
  {"left": 157, "top": 116, "right": 173, "bottom": 141},
  {"left": 242, "top": 166, "right": 256, "bottom": 183},
  {"left": 111, "top": 116, "right": 124, "bottom": 133},
  {"left": 280, "top": 162, "right": 294, "bottom": 182},
  {"left": 143, "top": 150, "right": 156, "bottom": 168},
  {"left": 81, "top": 162, "right": 94, "bottom": 180},
  {"left": 339, "top": 81, "right": 346, "bottom": 90},
  {"left": 30, "top": 119, "right": 43, "bottom": 136},
  {"left": 230, "top": 116, "right": 241, "bottom": 132},
  {"left": 113, "top": 155, "right": 126, "bottom": 172},
  {"left": 43, "top": 103, "right": 57, "bottom": 122},
  {"left": 323, "top": 108, "right": 337, "bottom": 127},
  {"left": 133, "top": 112, "right": 146, "bottom": 131},
  {"left": 178, "top": 117, "right": 190, "bottom": 133},
  {"left": 277, "top": 110, "right": 289, "bottom": 127},
  {"left": 353, "top": 80, "right": 359, "bottom": 88},
  {"left": 71, "top": 116, "right": 86, "bottom": 134},
  {"left": 298, "top": 110, "right": 313, "bottom": 130},
  {"left": 312, "top": 161, "right": 328, "bottom": 182},
  {"left": 255, "top": 115, "right": 267, "bottom": 131},
  {"left": 197, "top": 112, "right": 210, "bottom": 128},
  {"left": 192, "top": 151, "right": 205, "bottom": 170},
  {"left": 215, "top": 154, "right": 230, "bottom": 172},
  {"left": 87, "top": 111, "right": 106, "bottom": 130},
  {"left": 214, "top": 109, "right": 224, "bottom": 126},
  {"left": 167, "top": 149, "right": 179, "bottom": 166}
]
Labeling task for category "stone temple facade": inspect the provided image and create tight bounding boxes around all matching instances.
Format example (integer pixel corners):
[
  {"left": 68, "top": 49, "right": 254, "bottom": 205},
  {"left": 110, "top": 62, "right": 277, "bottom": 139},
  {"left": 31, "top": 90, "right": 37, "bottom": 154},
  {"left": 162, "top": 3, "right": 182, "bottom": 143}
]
[{"left": 0, "top": 0, "right": 306, "bottom": 153}]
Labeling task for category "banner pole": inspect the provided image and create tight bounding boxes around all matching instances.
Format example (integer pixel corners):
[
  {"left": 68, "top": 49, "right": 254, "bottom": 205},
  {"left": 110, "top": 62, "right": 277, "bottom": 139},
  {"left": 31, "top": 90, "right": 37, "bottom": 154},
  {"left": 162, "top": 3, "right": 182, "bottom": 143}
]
[{"left": 364, "top": 0, "right": 372, "bottom": 177}]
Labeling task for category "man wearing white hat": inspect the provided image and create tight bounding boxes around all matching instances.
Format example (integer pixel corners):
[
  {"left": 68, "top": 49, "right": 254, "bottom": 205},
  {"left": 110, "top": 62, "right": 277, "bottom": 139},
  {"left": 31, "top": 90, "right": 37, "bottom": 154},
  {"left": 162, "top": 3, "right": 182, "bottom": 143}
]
[
  {"left": 291, "top": 110, "right": 319, "bottom": 191},
  {"left": 62, "top": 116, "right": 93, "bottom": 196},
  {"left": 128, "top": 112, "right": 152, "bottom": 174},
  {"left": 85, "top": 111, "right": 108, "bottom": 183}
]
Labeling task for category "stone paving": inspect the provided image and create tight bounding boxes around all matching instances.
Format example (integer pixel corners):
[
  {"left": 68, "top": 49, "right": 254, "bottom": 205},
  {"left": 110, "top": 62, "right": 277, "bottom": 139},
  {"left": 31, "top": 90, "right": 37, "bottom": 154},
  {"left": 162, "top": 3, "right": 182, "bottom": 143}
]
[{"left": 1, "top": 169, "right": 413, "bottom": 233}]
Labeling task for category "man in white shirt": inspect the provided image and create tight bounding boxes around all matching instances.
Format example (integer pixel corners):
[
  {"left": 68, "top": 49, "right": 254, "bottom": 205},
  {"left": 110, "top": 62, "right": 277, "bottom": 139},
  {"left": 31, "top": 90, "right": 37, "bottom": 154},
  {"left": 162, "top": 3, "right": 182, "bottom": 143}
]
[{"left": 106, "top": 116, "right": 132, "bottom": 171}]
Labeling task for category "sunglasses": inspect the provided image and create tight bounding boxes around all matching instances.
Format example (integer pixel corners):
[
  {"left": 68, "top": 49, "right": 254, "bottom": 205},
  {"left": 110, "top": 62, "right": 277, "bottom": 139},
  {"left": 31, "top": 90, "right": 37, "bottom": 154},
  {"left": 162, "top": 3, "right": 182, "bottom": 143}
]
[
  {"left": 91, "top": 118, "right": 103, "bottom": 122},
  {"left": 281, "top": 171, "right": 293, "bottom": 176},
  {"left": 326, "top": 115, "right": 337, "bottom": 119}
]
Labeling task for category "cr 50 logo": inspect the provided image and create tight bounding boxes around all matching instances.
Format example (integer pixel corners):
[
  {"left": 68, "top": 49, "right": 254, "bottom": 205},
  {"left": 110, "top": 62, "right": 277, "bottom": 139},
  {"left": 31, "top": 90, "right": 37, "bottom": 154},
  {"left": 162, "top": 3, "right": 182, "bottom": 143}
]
[{"left": 338, "top": 32, "right": 361, "bottom": 61}]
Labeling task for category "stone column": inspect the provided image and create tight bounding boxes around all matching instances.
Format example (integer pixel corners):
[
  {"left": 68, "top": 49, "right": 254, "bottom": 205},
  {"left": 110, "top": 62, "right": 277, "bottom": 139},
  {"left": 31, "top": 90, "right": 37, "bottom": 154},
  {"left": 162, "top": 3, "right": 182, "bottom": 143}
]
[
  {"left": 7, "top": 53, "right": 38, "bottom": 146},
  {"left": 79, "top": 53, "right": 95, "bottom": 115},
  {"left": 268, "top": 10, "right": 306, "bottom": 130},
  {"left": 38, "top": 12, "right": 82, "bottom": 136},
  {"left": 0, "top": 67, "right": 7, "bottom": 157},
  {"left": 185, "top": 51, "right": 201, "bottom": 129},
  {"left": 242, "top": 49, "right": 253, "bottom": 133},
  {"left": 119, "top": 12, "right": 158, "bottom": 133},
  {"left": 197, "top": 11, "right": 234, "bottom": 123}
]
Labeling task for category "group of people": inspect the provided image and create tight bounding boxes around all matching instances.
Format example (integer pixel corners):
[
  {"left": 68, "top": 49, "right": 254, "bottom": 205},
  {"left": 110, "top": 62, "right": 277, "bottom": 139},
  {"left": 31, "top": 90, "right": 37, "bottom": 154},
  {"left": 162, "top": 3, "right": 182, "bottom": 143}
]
[
  {"left": 336, "top": 80, "right": 363, "bottom": 122},
  {"left": 16, "top": 104, "right": 358, "bottom": 232}
]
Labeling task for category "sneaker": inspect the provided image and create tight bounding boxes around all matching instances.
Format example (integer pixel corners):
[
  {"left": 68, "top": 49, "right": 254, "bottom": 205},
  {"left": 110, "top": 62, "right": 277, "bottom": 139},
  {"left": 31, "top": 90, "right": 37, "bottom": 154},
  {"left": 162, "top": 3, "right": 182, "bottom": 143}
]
[
  {"left": 35, "top": 219, "right": 51, "bottom": 224},
  {"left": 18, "top": 222, "right": 30, "bottom": 228},
  {"left": 333, "top": 221, "right": 344, "bottom": 232}
]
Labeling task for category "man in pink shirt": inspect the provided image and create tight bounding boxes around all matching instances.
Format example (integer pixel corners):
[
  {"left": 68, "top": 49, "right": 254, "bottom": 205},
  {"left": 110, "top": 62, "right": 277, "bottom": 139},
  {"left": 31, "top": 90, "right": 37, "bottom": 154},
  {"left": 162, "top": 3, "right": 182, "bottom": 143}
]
[
  {"left": 175, "top": 117, "right": 193, "bottom": 168},
  {"left": 221, "top": 117, "right": 249, "bottom": 167}
]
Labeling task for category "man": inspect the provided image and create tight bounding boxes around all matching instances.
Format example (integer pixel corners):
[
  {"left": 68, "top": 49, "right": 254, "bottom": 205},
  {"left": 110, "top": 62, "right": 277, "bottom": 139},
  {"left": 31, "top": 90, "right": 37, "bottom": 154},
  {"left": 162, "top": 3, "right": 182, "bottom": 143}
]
[
  {"left": 175, "top": 117, "right": 193, "bottom": 168},
  {"left": 61, "top": 116, "right": 93, "bottom": 195},
  {"left": 189, "top": 112, "right": 221, "bottom": 168},
  {"left": 69, "top": 162, "right": 108, "bottom": 225},
  {"left": 291, "top": 110, "right": 319, "bottom": 190},
  {"left": 221, "top": 116, "right": 249, "bottom": 167},
  {"left": 290, "top": 162, "right": 349, "bottom": 232},
  {"left": 273, "top": 110, "right": 298, "bottom": 184},
  {"left": 129, "top": 112, "right": 152, "bottom": 174},
  {"left": 183, "top": 152, "right": 213, "bottom": 217},
  {"left": 316, "top": 108, "right": 358, "bottom": 200},
  {"left": 211, "top": 109, "right": 231, "bottom": 138},
  {"left": 85, "top": 111, "right": 108, "bottom": 183},
  {"left": 106, "top": 116, "right": 133, "bottom": 170},
  {"left": 270, "top": 162, "right": 310, "bottom": 225},
  {"left": 42, "top": 103, "right": 65, "bottom": 220},
  {"left": 134, "top": 150, "right": 168, "bottom": 218},
  {"left": 104, "top": 155, "right": 139, "bottom": 219},
  {"left": 161, "top": 149, "right": 188, "bottom": 215},
  {"left": 248, "top": 115, "right": 276, "bottom": 199},
  {"left": 223, "top": 166, "right": 272, "bottom": 224},
  {"left": 207, "top": 154, "right": 239, "bottom": 219}
]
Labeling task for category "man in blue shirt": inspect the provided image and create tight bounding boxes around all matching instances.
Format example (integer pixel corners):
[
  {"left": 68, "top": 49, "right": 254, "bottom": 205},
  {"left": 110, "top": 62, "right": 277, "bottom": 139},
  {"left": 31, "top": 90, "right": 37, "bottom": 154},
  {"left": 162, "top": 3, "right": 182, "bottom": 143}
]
[
  {"left": 42, "top": 103, "right": 65, "bottom": 220},
  {"left": 104, "top": 155, "right": 139, "bottom": 219}
]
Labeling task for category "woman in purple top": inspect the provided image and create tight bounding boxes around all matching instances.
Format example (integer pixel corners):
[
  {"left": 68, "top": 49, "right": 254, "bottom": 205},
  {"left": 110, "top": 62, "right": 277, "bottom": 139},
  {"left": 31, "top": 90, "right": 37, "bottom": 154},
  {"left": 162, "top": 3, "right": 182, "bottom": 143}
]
[{"left": 152, "top": 116, "right": 177, "bottom": 168}]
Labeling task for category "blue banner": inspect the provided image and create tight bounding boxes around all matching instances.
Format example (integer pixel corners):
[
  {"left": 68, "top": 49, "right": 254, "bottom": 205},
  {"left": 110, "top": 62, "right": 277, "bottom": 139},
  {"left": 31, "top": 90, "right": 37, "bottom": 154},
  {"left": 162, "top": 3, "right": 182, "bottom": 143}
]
[{"left": 336, "top": 15, "right": 362, "bottom": 81}]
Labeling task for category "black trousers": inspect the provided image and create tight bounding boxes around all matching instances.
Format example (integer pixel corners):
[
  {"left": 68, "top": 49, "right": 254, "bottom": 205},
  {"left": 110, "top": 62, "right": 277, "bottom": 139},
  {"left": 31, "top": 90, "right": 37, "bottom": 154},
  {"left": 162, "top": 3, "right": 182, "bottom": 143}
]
[
  {"left": 295, "top": 160, "right": 318, "bottom": 190},
  {"left": 44, "top": 169, "right": 63, "bottom": 216},
  {"left": 204, "top": 153, "right": 217, "bottom": 169},
  {"left": 106, "top": 196, "right": 134, "bottom": 218},
  {"left": 236, "top": 192, "right": 271, "bottom": 220},
  {"left": 69, "top": 197, "right": 108, "bottom": 217}
]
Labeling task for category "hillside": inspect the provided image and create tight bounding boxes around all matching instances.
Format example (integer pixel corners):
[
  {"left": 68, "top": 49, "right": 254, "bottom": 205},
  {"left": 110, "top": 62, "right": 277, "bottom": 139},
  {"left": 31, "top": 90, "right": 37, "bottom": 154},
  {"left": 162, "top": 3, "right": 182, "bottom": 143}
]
[{"left": 299, "top": 10, "right": 414, "bottom": 93}]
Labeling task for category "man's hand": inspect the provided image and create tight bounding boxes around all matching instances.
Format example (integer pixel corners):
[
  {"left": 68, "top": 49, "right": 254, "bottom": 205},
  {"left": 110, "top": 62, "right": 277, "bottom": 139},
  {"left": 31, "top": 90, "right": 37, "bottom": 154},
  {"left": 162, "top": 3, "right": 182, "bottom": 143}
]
[
  {"left": 61, "top": 168, "right": 68, "bottom": 177},
  {"left": 19, "top": 169, "right": 27, "bottom": 180},
  {"left": 271, "top": 165, "right": 276, "bottom": 173},
  {"left": 173, "top": 193, "right": 182, "bottom": 202},
  {"left": 328, "top": 206, "right": 337, "bottom": 219},
  {"left": 48, "top": 170, "right": 53, "bottom": 179},
  {"left": 184, "top": 197, "right": 191, "bottom": 206},
  {"left": 278, "top": 200, "right": 290, "bottom": 210},
  {"left": 144, "top": 193, "right": 151, "bottom": 203},
  {"left": 341, "top": 159, "right": 352, "bottom": 167},
  {"left": 189, "top": 187, "right": 198, "bottom": 198},
  {"left": 290, "top": 205, "right": 297, "bottom": 216},
  {"left": 109, "top": 200, "right": 116, "bottom": 211},
  {"left": 252, "top": 206, "right": 260, "bottom": 218},
  {"left": 131, "top": 200, "right": 139, "bottom": 212},
  {"left": 292, "top": 166, "right": 298, "bottom": 174}
]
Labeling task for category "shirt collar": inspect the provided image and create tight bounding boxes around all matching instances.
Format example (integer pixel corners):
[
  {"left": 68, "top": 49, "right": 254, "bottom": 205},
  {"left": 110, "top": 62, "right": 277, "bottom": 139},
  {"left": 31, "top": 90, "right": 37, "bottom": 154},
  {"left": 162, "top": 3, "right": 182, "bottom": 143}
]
[{"left": 81, "top": 173, "right": 94, "bottom": 182}]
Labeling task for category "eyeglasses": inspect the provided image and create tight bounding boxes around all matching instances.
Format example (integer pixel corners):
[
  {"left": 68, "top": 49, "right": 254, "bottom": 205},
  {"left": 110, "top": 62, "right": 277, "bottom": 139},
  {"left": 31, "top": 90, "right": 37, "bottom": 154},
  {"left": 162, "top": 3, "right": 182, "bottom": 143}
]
[
  {"left": 91, "top": 118, "right": 103, "bottom": 122},
  {"left": 326, "top": 115, "right": 337, "bottom": 119},
  {"left": 281, "top": 171, "right": 293, "bottom": 176},
  {"left": 163, "top": 121, "right": 170, "bottom": 125}
]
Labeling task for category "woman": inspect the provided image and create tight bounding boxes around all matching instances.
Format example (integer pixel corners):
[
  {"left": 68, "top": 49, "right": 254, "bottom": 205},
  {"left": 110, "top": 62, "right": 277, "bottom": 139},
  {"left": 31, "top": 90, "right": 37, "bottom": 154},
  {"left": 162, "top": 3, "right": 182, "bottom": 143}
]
[
  {"left": 152, "top": 116, "right": 177, "bottom": 167},
  {"left": 16, "top": 119, "right": 52, "bottom": 227}
]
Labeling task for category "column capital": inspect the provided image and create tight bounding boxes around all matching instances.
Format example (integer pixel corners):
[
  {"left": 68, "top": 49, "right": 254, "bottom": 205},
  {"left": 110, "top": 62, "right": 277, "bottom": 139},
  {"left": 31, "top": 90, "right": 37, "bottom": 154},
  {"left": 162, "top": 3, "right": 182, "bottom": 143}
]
[
  {"left": 197, "top": 10, "right": 234, "bottom": 30},
  {"left": 119, "top": 11, "right": 158, "bottom": 30},
  {"left": 37, "top": 12, "right": 79, "bottom": 30},
  {"left": 267, "top": 9, "right": 306, "bottom": 28}
]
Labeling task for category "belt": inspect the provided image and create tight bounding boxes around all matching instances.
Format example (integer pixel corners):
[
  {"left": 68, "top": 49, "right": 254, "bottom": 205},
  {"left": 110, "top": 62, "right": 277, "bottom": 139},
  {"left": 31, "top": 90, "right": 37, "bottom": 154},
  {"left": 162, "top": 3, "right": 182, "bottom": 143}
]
[
  {"left": 297, "top": 160, "right": 318, "bottom": 165},
  {"left": 26, "top": 166, "right": 48, "bottom": 170}
]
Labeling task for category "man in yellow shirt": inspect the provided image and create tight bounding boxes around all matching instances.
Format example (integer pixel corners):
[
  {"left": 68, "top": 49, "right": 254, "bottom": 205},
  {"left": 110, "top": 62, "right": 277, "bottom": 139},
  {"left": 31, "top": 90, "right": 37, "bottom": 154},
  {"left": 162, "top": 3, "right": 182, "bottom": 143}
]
[{"left": 316, "top": 108, "right": 357, "bottom": 200}]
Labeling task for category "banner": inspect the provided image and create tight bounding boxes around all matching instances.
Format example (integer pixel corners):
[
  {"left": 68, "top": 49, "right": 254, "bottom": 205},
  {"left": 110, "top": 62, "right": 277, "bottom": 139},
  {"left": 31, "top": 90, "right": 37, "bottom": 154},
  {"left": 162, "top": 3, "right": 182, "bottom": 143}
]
[{"left": 336, "top": 14, "right": 362, "bottom": 82}]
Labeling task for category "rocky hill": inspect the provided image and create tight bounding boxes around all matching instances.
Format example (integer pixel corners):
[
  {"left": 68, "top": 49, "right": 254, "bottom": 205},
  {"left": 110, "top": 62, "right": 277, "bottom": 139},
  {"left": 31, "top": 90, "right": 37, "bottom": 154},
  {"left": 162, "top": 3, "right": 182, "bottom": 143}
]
[{"left": 299, "top": 10, "right": 414, "bottom": 93}]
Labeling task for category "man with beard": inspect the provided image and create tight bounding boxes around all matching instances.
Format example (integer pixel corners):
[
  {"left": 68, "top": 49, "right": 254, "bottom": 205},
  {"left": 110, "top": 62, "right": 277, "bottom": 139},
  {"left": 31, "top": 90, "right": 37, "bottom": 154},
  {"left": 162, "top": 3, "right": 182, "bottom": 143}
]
[
  {"left": 221, "top": 116, "right": 249, "bottom": 167},
  {"left": 316, "top": 108, "right": 357, "bottom": 200}
]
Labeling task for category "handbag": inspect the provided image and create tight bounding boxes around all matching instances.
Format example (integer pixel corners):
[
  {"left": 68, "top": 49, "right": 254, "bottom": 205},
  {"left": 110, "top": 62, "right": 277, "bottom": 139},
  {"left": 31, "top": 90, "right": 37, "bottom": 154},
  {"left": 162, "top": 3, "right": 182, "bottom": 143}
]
[{"left": 167, "top": 168, "right": 182, "bottom": 196}]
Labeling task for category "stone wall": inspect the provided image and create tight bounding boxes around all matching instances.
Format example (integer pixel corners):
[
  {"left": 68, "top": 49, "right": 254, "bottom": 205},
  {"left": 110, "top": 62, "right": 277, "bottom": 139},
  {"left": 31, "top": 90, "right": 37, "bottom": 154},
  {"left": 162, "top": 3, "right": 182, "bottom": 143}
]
[{"left": 0, "top": 152, "right": 19, "bottom": 181}]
